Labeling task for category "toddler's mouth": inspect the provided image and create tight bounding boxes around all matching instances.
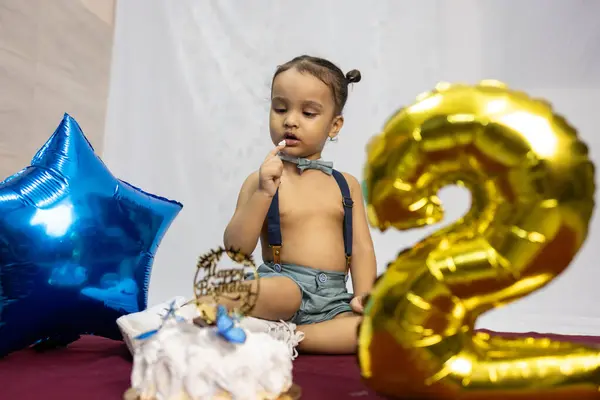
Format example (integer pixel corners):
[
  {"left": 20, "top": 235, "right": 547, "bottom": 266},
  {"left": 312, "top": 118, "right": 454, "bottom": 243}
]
[{"left": 283, "top": 133, "right": 300, "bottom": 146}]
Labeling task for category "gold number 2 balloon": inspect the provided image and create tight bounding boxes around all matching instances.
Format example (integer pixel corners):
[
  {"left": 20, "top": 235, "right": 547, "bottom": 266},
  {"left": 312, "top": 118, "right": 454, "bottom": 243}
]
[{"left": 358, "top": 81, "right": 598, "bottom": 399}]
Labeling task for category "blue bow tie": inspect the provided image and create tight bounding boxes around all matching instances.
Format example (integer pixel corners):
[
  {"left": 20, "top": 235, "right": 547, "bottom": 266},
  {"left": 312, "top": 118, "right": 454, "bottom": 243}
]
[{"left": 278, "top": 153, "right": 334, "bottom": 175}]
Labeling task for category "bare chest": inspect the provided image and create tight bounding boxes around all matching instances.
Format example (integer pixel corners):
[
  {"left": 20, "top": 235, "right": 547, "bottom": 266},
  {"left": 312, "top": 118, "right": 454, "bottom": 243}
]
[{"left": 277, "top": 173, "right": 344, "bottom": 223}]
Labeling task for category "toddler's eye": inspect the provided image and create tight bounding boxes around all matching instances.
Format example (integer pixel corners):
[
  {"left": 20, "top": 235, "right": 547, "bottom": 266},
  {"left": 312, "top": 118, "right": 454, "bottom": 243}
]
[
  {"left": 303, "top": 112, "right": 317, "bottom": 118},
  {"left": 274, "top": 108, "right": 286, "bottom": 113}
]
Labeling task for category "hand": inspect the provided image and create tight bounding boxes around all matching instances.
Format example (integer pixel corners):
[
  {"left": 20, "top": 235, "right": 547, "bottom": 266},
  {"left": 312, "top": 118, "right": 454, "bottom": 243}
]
[
  {"left": 258, "top": 143, "right": 286, "bottom": 197},
  {"left": 350, "top": 293, "right": 369, "bottom": 315}
]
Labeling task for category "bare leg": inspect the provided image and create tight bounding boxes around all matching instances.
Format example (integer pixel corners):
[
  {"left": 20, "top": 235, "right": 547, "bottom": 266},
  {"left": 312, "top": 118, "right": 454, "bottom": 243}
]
[
  {"left": 197, "top": 277, "right": 302, "bottom": 321},
  {"left": 297, "top": 312, "right": 362, "bottom": 355}
]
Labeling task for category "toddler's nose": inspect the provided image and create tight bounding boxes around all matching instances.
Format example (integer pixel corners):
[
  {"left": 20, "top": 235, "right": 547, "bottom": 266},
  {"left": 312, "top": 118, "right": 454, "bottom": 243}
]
[{"left": 284, "top": 114, "right": 299, "bottom": 128}]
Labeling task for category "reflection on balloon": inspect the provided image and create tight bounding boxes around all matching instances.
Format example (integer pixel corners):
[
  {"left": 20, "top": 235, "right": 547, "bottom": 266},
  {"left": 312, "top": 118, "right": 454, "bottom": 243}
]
[
  {"left": 359, "top": 81, "right": 598, "bottom": 399},
  {"left": 0, "top": 113, "right": 183, "bottom": 357}
]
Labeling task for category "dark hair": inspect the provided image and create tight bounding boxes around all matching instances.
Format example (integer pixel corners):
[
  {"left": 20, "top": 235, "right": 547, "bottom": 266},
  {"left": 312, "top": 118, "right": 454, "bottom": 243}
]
[{"left": 272, "top": 55, "right": 361, "bottom": 116}]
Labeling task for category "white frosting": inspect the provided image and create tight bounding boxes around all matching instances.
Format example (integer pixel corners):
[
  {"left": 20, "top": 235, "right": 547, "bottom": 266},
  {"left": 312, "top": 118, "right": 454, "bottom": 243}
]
[{"left": 130, "top": 319, "right": 293, "bottom": 400}]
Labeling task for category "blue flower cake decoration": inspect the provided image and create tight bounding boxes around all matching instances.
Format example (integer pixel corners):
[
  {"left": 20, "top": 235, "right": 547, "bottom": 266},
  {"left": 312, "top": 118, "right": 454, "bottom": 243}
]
[
  {"left": 133, "top": 299, "right": 186, "bottom": 341},
  {"left": 215, "top": 304, "right": 247, "bottom": 344}
]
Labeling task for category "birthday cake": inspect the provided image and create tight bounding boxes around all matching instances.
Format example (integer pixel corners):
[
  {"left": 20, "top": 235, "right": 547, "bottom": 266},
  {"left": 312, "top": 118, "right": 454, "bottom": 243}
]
[{"left": 125, "top": 305, "right": 295, "bottom": 400}]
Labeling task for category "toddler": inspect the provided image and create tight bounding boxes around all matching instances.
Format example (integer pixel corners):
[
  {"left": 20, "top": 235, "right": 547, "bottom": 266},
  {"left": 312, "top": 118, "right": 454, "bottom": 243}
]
[{"left": 219, "top": 55, "right": 377, "bottom": 355}]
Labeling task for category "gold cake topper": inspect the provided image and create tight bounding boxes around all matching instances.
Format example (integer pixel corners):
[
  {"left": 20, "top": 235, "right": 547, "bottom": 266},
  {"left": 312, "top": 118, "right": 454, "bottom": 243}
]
[{"left": 192, "top": 246, "right": 259, "bottom": 321}]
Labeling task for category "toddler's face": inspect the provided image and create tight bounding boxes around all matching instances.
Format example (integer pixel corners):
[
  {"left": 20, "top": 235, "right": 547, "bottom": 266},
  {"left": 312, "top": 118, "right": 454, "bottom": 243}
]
[{"left": 269, "top": 68, "right": 341, "bottom": 158}]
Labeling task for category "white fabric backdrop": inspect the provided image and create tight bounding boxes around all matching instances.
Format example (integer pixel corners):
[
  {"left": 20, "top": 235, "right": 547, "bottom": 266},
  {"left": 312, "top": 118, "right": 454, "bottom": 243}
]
[{"left": 104, "top": 0, "right": 600, "bottom": 335}]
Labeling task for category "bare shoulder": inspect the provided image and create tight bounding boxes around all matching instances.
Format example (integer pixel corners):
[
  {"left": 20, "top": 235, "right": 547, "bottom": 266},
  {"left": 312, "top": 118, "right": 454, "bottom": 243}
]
[{"left": 339, "top": 171, "right": 362, "bottom": 194}]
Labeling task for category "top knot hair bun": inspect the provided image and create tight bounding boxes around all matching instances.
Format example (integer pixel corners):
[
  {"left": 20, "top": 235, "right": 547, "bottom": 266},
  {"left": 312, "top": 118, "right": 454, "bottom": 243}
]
[{"left": 345, "top": 69, "right": 362, "bottom": 84}]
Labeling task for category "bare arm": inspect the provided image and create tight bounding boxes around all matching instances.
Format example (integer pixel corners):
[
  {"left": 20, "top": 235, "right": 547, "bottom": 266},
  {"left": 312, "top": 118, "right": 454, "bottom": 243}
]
[
  {"left": 223, "top": 172, "right": 273, "bottom": 255},
  {"left": 343, "top": 172, "right": 377, "bottom": 297},
  {"left": 223, "top": 143, "right": 285, "bottom": 255}
]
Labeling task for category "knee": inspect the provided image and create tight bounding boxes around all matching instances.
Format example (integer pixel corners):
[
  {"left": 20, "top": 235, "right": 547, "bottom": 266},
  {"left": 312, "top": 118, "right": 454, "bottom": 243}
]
[
  {"left": 278, "top": 284, "right": 302, "bottom": 320},
  {"left": 255, "top": 277, "right": 302, "bottom": 321}
]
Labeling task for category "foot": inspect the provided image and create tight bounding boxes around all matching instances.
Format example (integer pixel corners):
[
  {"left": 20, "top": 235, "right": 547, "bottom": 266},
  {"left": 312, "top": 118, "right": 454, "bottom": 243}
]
[
  {"left": 116, "top": 296, "right": 192, "bottom": 354},
  {"left": 239, "top": 317, "right": 304, "bottom": 360}
]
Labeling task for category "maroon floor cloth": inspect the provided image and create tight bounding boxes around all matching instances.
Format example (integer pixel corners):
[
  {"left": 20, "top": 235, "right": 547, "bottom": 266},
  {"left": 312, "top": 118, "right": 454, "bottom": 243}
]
[{"left": 0, "top": 331, "right": 599, "bottom": 400}]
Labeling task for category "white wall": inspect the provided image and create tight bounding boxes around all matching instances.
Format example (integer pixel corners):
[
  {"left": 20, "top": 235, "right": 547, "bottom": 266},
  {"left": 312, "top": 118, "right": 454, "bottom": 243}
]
[
  {"left": 0, "top": 0, "right": 115, "bottom": 179},
  {"left": 103, "top": 0, "right": 600, "bottom": 335}
]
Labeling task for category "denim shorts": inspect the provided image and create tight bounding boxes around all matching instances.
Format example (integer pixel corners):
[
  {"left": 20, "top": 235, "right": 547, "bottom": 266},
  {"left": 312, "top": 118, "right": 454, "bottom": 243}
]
[{"left": 246, "top": 261, "right": 353, "bottom": 325}]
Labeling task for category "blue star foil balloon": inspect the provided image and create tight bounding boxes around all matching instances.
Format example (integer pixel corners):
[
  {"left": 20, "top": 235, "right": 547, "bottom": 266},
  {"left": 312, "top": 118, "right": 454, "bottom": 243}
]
[{"left": 0, "top": 113, "right": 183, "bottom": 357}]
